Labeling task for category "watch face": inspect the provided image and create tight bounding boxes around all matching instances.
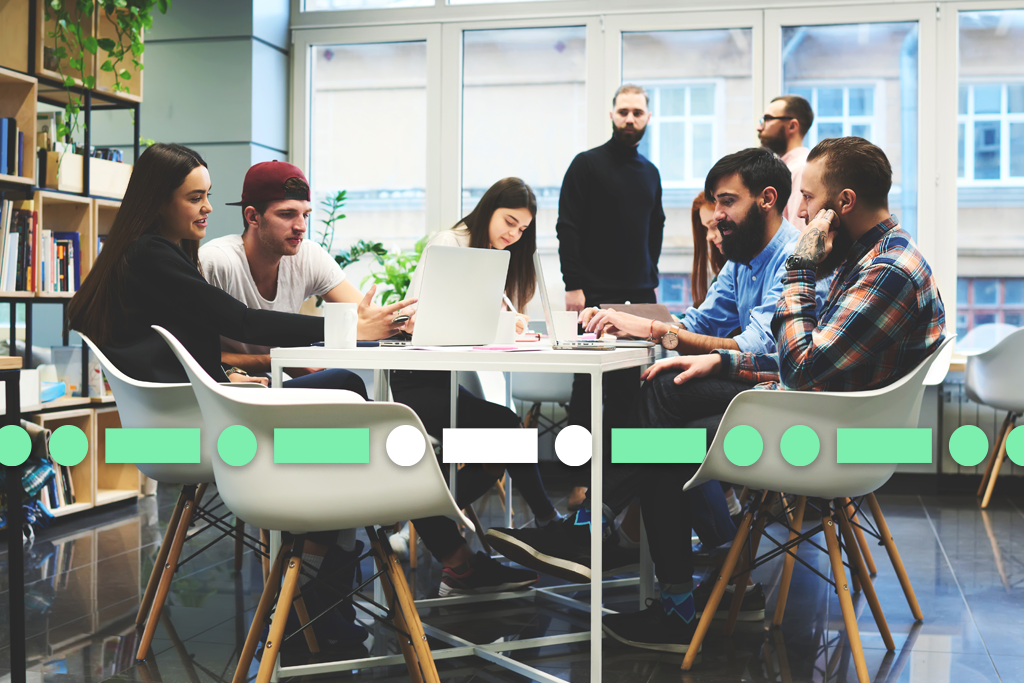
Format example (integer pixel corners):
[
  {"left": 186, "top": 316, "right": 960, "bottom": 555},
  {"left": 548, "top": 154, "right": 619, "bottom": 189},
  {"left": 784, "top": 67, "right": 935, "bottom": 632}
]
[{"left": 661, "top": 332, "right": 679, "bottom": 350}]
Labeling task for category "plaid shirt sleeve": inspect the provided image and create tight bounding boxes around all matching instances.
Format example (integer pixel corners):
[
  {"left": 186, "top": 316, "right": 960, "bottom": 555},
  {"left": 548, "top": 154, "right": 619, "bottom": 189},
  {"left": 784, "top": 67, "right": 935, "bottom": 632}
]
[
  {"left": 714, "top": 347, "right": 781, "bottom": 385},
  {"left": 771, "top": 262, "right": 920, "bottom": 390}
]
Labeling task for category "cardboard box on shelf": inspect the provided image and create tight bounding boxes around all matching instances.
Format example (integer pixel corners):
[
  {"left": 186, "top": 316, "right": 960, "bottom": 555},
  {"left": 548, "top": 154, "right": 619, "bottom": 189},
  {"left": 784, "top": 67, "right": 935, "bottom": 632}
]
[{"left": 0, "top": 367, "right": 40, "bottom": 412}]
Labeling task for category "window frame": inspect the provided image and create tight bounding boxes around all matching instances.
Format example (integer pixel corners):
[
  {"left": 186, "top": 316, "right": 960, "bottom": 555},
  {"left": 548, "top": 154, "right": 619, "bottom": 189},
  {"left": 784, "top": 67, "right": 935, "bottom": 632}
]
[
  {"left": 957, "top": 80, "right": 1024, "bottom": 186},
  {"left": 782, "top": 80, "right": 888, "bottom": 148}
]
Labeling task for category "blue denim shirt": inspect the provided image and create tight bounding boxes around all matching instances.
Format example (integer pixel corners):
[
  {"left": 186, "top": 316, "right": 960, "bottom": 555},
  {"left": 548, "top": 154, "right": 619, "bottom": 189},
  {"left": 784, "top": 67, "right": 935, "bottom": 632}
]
[{"left": 683, "top": 218, "right": 828, "bottom": 355}]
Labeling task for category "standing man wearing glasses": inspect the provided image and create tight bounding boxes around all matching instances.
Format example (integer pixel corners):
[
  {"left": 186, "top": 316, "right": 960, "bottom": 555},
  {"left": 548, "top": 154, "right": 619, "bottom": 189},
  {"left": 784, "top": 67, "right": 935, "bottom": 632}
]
[{"left": 758, "top": 95, "right": 815, "bottom": 229}]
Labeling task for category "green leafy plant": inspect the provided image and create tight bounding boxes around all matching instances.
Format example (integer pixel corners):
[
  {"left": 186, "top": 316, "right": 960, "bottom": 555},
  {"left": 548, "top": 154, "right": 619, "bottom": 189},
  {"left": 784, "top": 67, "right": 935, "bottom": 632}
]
[
  {"left": 44, "top": 1, "right": 170, "bottom": 167},
  {"left": 315, "top": 189, "right": 428, "bottom": 306}
]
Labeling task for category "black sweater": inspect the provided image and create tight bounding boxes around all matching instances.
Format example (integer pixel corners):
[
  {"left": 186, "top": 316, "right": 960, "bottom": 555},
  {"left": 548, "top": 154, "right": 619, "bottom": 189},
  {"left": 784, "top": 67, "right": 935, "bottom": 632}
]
[
  {"left": 555, "top": 138, "right": 665, "bottom": 294},
  {"left": 100, "top": 234, "right": 324, "bottom": 384}
]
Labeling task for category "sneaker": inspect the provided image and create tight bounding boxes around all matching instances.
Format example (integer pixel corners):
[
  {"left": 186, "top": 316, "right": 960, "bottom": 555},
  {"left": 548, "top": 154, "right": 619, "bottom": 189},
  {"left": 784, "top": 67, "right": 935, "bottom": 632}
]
[
  {"left": 603, "top": 599, "right": 701, "bottom": 654},
  {"left": 390, "top": 524, "right": 411, "bottom": 560},
  {"left": 693, "top": 581, "right": 765, "bottom": 622},
  {"left": 438, "top": 551, "right": 539, "bottom": 596},
  {"left": 485, "top": 517, "right": 639, "bottom": 584}
]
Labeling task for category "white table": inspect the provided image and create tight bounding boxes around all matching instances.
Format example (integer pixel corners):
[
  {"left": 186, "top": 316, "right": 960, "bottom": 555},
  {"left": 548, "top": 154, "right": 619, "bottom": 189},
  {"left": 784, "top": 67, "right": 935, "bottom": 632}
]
[{"left": 269, "top": 342, "right": 657, "bottom": 683}]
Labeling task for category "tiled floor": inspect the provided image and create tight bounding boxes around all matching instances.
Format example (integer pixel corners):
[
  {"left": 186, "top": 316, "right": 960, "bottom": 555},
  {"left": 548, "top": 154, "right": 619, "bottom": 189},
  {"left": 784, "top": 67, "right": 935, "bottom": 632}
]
[{"left": 4, "top": 484, "right": 1024, "bottom": 682}]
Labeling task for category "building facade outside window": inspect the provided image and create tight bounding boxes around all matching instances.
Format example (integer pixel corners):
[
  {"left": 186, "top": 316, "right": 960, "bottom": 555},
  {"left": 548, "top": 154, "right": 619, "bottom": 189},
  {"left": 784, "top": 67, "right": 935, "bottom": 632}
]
[
  {"left": 958, "top": 83, "right": 1024, "bottom": 183},
  {"left": 956, "top": 277, "right": 1024, "bottom": 339}
]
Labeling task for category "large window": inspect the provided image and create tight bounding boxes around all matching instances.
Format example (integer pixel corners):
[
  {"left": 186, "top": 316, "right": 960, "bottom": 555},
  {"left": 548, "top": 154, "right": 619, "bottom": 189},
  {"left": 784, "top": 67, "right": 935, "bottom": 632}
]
[
  {"left": 957, "top": 11, "right": 1024, "bottom": 306},
  {"left": 956, "top": 277, "right": 1024, "bottom": 339},
  {"left": 958, "top": 83, "right": 1024, "bottom": 183},
  {"left": 461, "top": 27, "right": 587, "bottom": 248},
  {"left": 309, "top": 41, "right": 428, "bottom": 251},
  {"left": 782, "top": 22, "right": 919, "bottom": 238},
  {"left": 635, "top": 82, "right": 720, "bottom": 188}
]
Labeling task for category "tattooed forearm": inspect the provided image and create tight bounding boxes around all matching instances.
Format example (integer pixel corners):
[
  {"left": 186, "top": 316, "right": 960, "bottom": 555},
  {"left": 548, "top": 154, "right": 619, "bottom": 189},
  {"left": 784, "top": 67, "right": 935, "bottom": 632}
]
[{"left": 793, "top": 229, "right": 828, "bottom": 264}]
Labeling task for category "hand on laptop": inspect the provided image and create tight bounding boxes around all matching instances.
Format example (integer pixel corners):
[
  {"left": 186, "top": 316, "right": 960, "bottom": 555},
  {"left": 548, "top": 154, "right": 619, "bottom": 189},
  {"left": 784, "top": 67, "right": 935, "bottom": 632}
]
[
  {"left": 357, "top": 285, "right": 418, "bottom": 340},
  {"left": 583, "top": 308, "right": 652, "bottom": 339}
]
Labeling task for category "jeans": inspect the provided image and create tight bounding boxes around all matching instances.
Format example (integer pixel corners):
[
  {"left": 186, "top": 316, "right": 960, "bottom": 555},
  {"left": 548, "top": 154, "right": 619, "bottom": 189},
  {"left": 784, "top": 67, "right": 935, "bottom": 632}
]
[
  {"left": 390, "top": 370, "right": 557, "bottom": 560},
  {"left": 586, "top": 373, "right": 752, "bottom": 587}
]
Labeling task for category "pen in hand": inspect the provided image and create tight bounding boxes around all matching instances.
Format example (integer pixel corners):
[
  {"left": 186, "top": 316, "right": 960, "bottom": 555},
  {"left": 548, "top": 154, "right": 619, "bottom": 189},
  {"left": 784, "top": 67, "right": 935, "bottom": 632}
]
[{"left": 502, "top": 294, "right": 518, "bottom": 314}]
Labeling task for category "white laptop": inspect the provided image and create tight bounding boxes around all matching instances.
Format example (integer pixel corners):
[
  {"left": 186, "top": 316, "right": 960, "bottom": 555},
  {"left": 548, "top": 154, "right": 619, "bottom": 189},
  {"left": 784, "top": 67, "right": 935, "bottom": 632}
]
[
  {"left": 533, "top": 252, "right": 654, "bottom": 349},
  {"left": 390, "top": 245, "right": 510, "bottom": 347}
]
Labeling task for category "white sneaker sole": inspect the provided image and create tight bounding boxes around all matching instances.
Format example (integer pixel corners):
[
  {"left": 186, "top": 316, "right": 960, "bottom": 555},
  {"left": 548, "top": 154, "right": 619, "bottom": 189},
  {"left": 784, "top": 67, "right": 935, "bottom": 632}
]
[
  {"left": 602, "top": 624, "right": 702, "bottom": 654},
  {"left": 438, "top": 577, "right": 537, "bottom": 597},
  {"left": 485, "top": 529, "right": 592, "bottom": 584}
]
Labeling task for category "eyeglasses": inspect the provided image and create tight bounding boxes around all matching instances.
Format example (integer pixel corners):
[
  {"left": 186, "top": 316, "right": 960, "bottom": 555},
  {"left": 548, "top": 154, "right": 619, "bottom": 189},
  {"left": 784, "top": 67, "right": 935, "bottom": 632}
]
[{"left": 759, "top": 114, "right": 796, "bottom": 126}]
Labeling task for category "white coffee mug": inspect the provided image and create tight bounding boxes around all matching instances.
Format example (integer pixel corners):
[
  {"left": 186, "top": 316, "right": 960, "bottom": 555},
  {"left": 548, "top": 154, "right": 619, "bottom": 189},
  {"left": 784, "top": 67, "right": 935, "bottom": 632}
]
[
  {"left": 552, "top": 310, "right": 580, "bottom": 341},
  {"left": 324, "top": 302, "right": 358, "bottom": 349}
]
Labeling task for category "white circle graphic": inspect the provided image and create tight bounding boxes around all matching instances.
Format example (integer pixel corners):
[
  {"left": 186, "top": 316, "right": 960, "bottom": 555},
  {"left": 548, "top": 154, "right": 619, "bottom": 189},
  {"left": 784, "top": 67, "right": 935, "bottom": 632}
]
[
  {"left": 555, "top": 425, "right": 593, "bottom": 467},
  {"left": 387, "top": 425, "right": 426, "bottom": 466}
]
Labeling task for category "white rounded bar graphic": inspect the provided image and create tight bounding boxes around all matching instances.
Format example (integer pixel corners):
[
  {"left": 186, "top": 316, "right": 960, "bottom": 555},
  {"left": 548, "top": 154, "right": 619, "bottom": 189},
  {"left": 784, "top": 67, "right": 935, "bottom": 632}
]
[{"left": 442, "top": 428, "right": 539, "bottom": 463}]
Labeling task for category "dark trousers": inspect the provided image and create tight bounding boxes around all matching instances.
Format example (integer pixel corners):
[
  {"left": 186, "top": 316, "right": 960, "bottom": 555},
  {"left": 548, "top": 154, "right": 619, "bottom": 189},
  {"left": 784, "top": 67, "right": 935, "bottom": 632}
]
[
  {"left": 391, "top": 370, "right": 557, "bottom": 560},
  {"left": 590, "top": 374, "right": 752, "bottom": 587},
  {"left": 565, "top": 287, "right": 658, "bottom": 485},
  {"left": 276, "top": 369, "right": 370, "bottom": 546}
]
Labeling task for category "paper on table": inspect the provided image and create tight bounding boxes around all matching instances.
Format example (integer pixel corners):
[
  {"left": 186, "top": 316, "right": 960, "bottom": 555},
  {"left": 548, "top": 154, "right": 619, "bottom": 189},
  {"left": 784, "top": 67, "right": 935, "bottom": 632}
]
[{"left": 470, "top": 345, "right": 545, "bottom": 352}]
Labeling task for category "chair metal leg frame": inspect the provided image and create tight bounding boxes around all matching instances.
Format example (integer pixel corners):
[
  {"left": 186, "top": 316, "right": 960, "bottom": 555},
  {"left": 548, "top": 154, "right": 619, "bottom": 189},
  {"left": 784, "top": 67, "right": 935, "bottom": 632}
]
[
  {"left": 982, "top": 412, "right": 1018, "bottom": 509},
  {"left": 978, "top": 411, "right": 1015, "bottom": 498},
  {"left": 865, "top": 493, "right": 923, "bottom": 621},
  {"left": 845, "top": 497, "right": 878, "bottom": 577},
  {"left": 235, "top": 518, "right": 245, "bottom": 572}
]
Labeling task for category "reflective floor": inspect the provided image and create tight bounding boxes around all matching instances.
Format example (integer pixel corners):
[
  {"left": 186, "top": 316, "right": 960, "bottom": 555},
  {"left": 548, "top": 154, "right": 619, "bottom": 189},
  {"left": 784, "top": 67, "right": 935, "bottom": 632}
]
[{"left": 3, "top": 483, "right": 1024, "bottom": 682}]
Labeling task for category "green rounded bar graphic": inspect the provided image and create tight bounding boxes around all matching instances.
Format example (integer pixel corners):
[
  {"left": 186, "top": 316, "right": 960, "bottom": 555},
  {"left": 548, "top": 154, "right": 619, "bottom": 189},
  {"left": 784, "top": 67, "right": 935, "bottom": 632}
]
[
  {"left": 1007, "top": 426, "right": 1024, "bottom": 467},
  {"left": 14, "top": 426, "right": 991, "bottom": 467}
]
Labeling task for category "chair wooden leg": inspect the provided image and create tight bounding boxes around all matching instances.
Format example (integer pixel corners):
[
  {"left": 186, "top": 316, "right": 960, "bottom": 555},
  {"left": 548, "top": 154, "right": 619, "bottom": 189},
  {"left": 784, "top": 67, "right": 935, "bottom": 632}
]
[
  {"left": 232, "top": 541, "right": 293, "bottom": 683},
  {"left": 137, "top": 487, "right": 188, "bottom": 625},
  {"left": 494, "top": 475, "right": 507, "bottom": 513},
  {"left": 463, "top": 504, "right": 492, "bottom": 554},
  {"left": 683, "top": 501, "right": 757, "bottom": 671},
  {"left": 254, "top": 551, "right": 304, "bottom": 683},
  {"left": 137, "top": 485, "right": 199, "bottom": 660},
  {"left": 773, "top": 495, "right": 807, "bottom": 626},
  {"left": 837, "top": 501, "right": 895, "bottom": 651},
  {"left": 234, "top": 518, "right": 245, "bottom": 572},
  {"left": 369, "top": 527, "right": 439, "bottom": 683},
  {"left": 866, "top": 493, "right": 923, "bottom": 621},
  {"left": 978, "top": 412, "right": 1013, "bottom": 497},
  {"left": 845, "top": 498, "right": 877, "bottom": 577},
  {"left": 725, "top": 492, "right": 777, "bottom": 635},
  {"left": 822, "top": 503, "right": 870, "bottom": 683},
  {"left": 408, "top": 522, "right": 418, "bottom": 570},
  {"left": 982, "top": 414, "right": 1015, "bottom": 509},
  {"left": 738, "top": 486, "right": 750, "bottom": 507},
  {"left": 292, "top": 595, "right": 320, "bottom": 654},
  {"left": 193, "top": 482, "right": 209, "bottom": 509},
  {"left": 259, "top": 529, "right": 270, "bottom": 585}
]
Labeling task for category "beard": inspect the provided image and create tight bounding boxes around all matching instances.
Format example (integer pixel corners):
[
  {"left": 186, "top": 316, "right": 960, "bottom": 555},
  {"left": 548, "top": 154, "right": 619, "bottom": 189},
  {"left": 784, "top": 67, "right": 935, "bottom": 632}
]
[
  {"left": 759, "top": 129, "right": 787, "bottom": 156},
  {"left": 718, "top": 203, "right": 768, "bottom": 266},
  {"left": 612, "top": 121, "right": 647, "bottom": 147},
  {"left": 814, "top": 197, "right": 856, "bottom": 278}
]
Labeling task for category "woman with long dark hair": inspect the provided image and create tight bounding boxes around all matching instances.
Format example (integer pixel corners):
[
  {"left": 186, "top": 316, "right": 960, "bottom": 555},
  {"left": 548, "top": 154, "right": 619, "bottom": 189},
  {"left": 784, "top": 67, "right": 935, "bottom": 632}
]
[
  {"left": 690, "top": 191, "right": 726, "bottom": 309},
  {"left": 68, "top": 143, "right": 325, "bottom": 383},
  {"left": 390, "top": 178, "right": 559, "bottom": 597}
]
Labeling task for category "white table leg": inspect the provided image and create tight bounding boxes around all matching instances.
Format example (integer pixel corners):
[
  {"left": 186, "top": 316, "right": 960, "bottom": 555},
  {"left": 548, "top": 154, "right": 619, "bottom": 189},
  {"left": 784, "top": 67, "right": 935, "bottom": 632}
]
[
  {"left": 450, "top": 371, "right": 458, "bottom": 501},
  {"left": 505, "top": 371, "right": 513, "bottom": 529},
  {"left": 590, "top": 369, "right": 602, "bottom": 683},
  {"left": 373, "top": 369, "right": 388, "bottom": 402},
  {"left": 271, "top": 361, "right": 283, "bottom": 389}
]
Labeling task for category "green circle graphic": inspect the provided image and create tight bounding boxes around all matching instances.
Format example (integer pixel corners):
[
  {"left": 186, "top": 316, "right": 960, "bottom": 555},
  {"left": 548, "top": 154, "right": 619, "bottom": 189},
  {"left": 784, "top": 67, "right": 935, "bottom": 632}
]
[
  {"left": 0, "top": 425, "right": 32, "bottom": 466},
  {"left": 50, "top": 425, "right": 89, "bottom": 466},
  {"left": 218, "top": 425, "right": 257, "bottom": 466},
  {"left": 725, "top": 425, "right": 763, "bottom": 466},
  {"left": 781, "top": 425, "right": 820, "bottom": 466},
  {"left": 949, "top": 425, "right": 988, "bottom": 467},
  {"left": 1006, "top": 426, "right": 1024, "bottom": 467}
]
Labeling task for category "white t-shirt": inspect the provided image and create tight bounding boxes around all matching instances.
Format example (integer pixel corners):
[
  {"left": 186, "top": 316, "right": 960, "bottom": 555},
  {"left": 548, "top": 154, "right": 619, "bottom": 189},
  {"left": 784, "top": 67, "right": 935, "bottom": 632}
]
[
  {"left": 407, "top": 227, "right": 472, "bottom": 302},
  {"left": 199, "top": 234, "right": 345, "bottom": 355}
]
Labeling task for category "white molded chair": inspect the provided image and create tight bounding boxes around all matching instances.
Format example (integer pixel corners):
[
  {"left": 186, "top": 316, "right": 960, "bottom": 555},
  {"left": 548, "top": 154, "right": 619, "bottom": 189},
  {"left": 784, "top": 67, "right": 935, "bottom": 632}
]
[
  {"left": 153, "top": 325, "right": 469, "bottom": 683},
  {"left": 957, "top": 321, "right": 1017, "bottom": 356},
  {"left": 680, "top": 336, "right": 955, "bottom": 683},
  {"left": 963, "top": 326, "right": 1024, "bottom": 508},
  {"left": 79, "top": 332, "right": 263, "bottom": 661}
]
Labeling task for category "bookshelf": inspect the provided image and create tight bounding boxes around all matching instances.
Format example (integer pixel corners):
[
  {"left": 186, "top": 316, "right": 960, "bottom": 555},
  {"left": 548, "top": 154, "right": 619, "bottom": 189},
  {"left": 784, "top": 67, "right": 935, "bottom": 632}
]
[
  {"left": 0, "top": 0, "right": 30, "bottom": 75},
  {"left": 0, "top": 66, "right": 37, "bottom": 186},
  {"left": 34, "top": 0, "right": 96, "bottom": 92}
]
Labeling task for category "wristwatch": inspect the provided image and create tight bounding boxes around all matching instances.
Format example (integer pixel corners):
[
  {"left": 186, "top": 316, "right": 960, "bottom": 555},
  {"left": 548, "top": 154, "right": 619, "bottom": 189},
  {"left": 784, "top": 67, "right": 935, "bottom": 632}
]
[
  {"left": 660, "top": 325, "right": 681, "bottom": 351},
  {"left": 785, "top": 254, "right": 817, "bottom": 271}
]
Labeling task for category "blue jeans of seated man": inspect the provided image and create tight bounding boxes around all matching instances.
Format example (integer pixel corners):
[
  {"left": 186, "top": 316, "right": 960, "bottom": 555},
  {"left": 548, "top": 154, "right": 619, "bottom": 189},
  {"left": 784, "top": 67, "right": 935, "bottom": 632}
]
[{"left": 282, "top": 368, "right": 369, "bottom": 401}]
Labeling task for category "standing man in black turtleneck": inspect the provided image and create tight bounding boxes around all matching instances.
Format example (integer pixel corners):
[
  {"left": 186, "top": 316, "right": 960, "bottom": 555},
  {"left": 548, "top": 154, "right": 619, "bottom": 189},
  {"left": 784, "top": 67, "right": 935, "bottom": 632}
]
[{"left": 556, "top": 84, "right": 665, "bottom": 508}]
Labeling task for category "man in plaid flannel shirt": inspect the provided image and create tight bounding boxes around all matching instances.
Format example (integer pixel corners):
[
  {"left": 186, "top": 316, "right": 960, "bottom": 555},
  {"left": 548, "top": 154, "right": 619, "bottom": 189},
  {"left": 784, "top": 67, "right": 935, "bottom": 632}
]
[{"left": 483, "top": 137, "right": 947, "bottom": 655}]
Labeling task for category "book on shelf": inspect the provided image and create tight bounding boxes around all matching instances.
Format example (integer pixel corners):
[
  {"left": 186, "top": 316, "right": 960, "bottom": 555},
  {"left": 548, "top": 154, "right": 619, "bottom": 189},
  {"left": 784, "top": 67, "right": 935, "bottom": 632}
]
[
  {"left": 0, "top": 199, "right": 37, "bottom": 293},
  {"left": 51, "top": 231, "right": 81, "bottom": 292},
  {"left": 0, "top": 117, "right": 23, "bottom": 177}
]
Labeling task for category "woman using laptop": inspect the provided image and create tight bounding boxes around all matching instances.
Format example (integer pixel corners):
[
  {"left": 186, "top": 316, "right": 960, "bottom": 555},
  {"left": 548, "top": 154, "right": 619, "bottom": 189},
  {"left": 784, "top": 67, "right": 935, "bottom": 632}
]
[{"left": 390, "top": 177, "right": 563, "bottom": 597}]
